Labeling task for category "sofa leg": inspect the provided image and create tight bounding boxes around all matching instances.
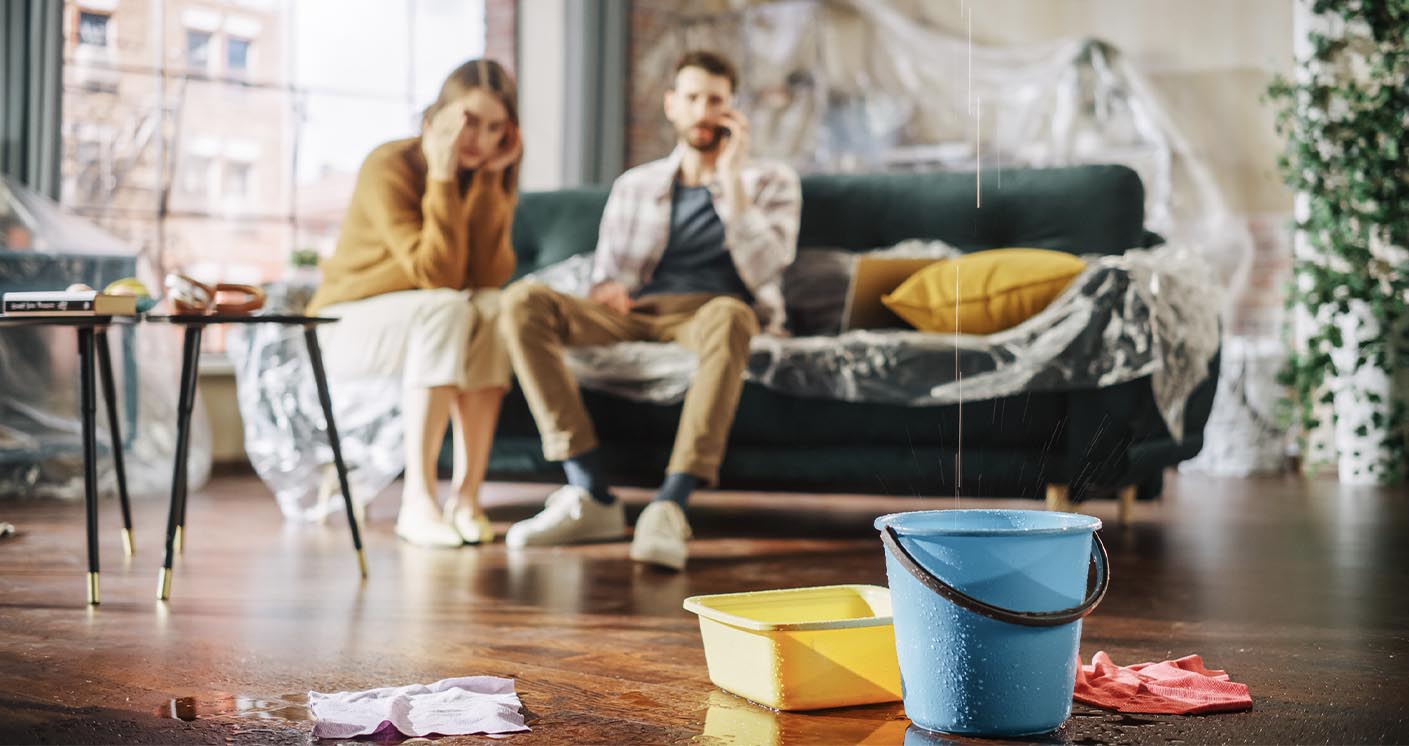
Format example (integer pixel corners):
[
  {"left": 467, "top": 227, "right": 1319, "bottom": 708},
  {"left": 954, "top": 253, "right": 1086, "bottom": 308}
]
[
  {"left": 1117, "top": 485, "right": 1137, "bottom": 525},
  {"left": 1045, "top": 484, "right": 1075, "bottom": 513}
]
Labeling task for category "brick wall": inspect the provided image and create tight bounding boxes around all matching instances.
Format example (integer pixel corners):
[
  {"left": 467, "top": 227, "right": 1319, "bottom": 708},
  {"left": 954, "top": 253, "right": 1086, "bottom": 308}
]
[
  {"left": 627, "top": 1, "right": 677, "bottom": 168},
  {"left": 1238, "top": 214, "right": 1294, "bottom": 338},
  {"left": 626, "top": 0, "right": 740, "bottom": 168},
  {"left": 485, "top": 0, "right": 517, "bottom": 76}
]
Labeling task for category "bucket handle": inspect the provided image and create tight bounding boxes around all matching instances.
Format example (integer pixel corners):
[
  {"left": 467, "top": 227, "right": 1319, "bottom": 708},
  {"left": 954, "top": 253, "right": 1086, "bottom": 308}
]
[{"left": 880, "top": 526, "right": 1110, "bottom": 628}]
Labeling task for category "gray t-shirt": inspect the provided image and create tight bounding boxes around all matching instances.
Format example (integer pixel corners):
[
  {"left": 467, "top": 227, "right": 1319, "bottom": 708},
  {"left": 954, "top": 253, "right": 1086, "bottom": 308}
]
[{"left": 636, "top": 183, "right": 753, "bottom": 301}]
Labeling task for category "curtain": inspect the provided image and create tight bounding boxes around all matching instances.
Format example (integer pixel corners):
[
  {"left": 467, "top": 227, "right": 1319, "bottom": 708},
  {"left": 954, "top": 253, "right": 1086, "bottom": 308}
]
[
  {"left": 1, "top": 0, "right": 63, "bottom": 199},
  {"left": 562, "top": 0, "right": 625, "bottom": 185}
]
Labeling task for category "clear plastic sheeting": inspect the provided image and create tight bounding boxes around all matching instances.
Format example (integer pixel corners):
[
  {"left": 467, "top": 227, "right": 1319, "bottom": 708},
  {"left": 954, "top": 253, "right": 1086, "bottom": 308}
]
[
  {"left": 527, "top": 243, "right": 1219, "bottom": 442},
  {"left": 226, "top": 282, "right": 403, "bottom": 521},
  {"left": 0, "top": 176, "right": 210, "bottom": 500},
  {"left": 634, "top": 0, "right": 1253, "bottom": 324},
  {"left": 1179, "top": 336, "right": 1290, "bottom": 476},
  {"left": 234, "top": 239, "right": 1217, "bottom": 521}
]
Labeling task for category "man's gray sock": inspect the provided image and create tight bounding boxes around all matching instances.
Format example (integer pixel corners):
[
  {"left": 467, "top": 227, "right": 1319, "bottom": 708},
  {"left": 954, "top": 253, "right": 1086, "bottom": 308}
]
[
  {"left": 563, "top": 449, "right": 615, "bottom": 505},
  {"left": 653, "top": 472, "right": 699, "bottom": 508}
]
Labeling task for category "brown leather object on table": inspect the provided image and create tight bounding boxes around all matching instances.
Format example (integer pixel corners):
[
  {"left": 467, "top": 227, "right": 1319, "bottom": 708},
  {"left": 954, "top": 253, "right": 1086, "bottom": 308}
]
[{"left": 164, "top": 274, "right": 266, "bottom": 315}]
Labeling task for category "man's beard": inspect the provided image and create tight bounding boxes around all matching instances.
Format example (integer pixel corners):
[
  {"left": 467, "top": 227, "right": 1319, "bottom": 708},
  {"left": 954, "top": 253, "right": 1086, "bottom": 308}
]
[{"left": 680, "top": 124, "right": 722, "bottom": 152}]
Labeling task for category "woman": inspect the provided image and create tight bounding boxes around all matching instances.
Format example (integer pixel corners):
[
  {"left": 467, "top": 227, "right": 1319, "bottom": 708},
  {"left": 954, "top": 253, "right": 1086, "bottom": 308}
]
[{"left": 307, "top": 59, "right": 521, "bottom": 548}]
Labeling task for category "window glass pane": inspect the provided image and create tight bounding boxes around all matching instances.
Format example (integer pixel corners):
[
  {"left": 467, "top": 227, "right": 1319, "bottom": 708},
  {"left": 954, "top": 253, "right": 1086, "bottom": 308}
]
[
  {"left": 60, "top": 72, "right": 161, "bottom": 214},
  {"left": 187, "top": 30, "right": 212, "bottom": 72},
  {"left": 164, "top": 216, "right": 291, "bottom": 288},
  {"left": 291, "top": 0, "right": 487, "bottom": 260},
  {"left": 291, "top": 0, "right": 411, "bottom": 97},
  {"left": 181, "top": 155, "right": 212, "bottom": 198},
  {"left": 295, "top": 91, "right": 416, "bottom": 235},
  {"left": 228, "top": 38, "right": 251, "bottom": 75},
  {"left": 78, "top": 12, "right": 109, "bottom": 47},
  {"left": 410, "top": 0, "right": 488, "bottom": 105}
]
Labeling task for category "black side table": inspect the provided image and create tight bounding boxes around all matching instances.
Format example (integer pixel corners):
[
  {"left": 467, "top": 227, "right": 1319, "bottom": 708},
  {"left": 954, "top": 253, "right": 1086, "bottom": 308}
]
[
  {"left": 144, "top": 314, "right": 366, "bottom": 601},
  {"left": 0, "top": 316, "right": 137, "bottom": 605}
]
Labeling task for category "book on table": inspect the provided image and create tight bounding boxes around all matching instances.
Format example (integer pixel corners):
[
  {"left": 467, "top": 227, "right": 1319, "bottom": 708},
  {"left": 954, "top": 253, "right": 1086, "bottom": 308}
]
[{"left": 1, "top": 291, "right": 139, "bottom": 316}]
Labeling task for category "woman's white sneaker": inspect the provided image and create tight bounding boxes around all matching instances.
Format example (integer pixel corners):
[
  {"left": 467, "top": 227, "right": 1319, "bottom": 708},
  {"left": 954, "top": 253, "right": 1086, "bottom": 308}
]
[{"left": 396, "top": 507, "right": 467, "bottom": 548}]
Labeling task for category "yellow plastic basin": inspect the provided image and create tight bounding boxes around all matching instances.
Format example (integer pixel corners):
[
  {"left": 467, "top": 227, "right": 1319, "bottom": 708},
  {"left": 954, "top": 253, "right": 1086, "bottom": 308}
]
[{"left": 683, "top": 584, "right": 903, "bottom": 711}]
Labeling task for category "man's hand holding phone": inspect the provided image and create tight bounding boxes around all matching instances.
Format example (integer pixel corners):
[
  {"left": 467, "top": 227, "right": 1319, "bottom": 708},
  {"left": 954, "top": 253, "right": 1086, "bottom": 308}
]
[
  {"left": 715, "top": 110, "right": 750, "bottom": 178},
  {"left": 589, "top": 280, "right": 634, "bottom": 316},
  {"left": 715, "top": 109, "right": 751, "bottom": 219}
]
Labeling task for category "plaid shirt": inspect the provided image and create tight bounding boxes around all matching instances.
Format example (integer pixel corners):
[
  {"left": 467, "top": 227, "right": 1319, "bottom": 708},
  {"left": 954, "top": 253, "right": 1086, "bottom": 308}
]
[{"left": 590, "top": 146, "right": 802, "bottom": 334}]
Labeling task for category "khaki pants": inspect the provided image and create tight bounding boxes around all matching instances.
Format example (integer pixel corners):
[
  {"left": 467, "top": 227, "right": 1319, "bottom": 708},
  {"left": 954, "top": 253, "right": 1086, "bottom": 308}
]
[
  {"left": 319, "top": 287, "right": 510, "bottom": 391},
  {"left": 499, "top": 281, "right": 759, "bottom": 485}
]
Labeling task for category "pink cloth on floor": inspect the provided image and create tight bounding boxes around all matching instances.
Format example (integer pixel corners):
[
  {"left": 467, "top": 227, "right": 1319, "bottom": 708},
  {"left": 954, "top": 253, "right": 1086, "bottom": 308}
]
[{"left": 1073, "top": 651, "right": 1253, "bottom": 715}]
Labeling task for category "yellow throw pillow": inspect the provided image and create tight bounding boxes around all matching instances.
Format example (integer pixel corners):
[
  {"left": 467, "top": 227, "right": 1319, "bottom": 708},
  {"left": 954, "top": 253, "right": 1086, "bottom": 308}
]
[{"left": 881, "top": 248, "right": 1086, "bottom": 335}]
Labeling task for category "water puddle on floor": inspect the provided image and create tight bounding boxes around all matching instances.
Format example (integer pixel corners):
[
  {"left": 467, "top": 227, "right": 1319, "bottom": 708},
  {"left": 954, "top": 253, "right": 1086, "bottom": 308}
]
[
  {"left": 1053, "top": 704, "right": 1178, "bottom": 745},
  {"left": 156, "top": 692, "right": 312, "bottom": 723}
]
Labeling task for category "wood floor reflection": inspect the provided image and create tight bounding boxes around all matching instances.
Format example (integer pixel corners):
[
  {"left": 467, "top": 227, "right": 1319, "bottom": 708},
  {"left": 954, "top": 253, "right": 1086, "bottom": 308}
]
[{"left": 0, "top": 472, "right": 1406, "bottom": 744}]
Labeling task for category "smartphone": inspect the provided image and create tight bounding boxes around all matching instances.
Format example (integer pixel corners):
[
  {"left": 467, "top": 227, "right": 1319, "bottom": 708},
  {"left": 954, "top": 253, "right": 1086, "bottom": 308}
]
[{"left": 715, "top": 125, "right": 732, "bottom": 140}]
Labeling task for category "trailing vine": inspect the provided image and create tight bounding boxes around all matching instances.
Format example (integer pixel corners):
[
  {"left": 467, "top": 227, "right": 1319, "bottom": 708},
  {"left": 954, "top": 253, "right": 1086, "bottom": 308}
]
[{"left": 1267, "top": 0, "right": 1409, "bottom": 483}]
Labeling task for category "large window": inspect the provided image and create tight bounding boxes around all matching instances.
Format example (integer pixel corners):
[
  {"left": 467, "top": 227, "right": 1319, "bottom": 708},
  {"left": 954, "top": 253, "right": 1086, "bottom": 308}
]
[{"left": 60, "top": 0, "right": 489, "bottom": 350}]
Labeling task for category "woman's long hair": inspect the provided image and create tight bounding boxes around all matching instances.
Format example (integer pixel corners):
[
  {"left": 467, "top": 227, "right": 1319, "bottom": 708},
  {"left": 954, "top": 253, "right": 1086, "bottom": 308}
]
[{"left": 423, "top": 58, "right": 520, "bottom": 194}]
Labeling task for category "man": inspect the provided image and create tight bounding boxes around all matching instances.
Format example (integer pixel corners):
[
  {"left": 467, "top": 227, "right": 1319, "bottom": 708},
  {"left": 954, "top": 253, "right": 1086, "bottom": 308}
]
[{"left": 498, "top": 50, "right": 802, "bottom": 570}]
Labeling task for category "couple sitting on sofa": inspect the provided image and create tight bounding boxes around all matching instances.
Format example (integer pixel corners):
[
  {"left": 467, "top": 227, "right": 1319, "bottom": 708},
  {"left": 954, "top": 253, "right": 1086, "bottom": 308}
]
[{"left": 304, "top": 51, "right": 801, "bottom": 570}]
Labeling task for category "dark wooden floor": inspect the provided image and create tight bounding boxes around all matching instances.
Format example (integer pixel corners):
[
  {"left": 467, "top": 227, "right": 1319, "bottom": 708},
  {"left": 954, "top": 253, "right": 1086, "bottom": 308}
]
[{"left": 1, "top": 471, "right": 1406, "bottom": 745}]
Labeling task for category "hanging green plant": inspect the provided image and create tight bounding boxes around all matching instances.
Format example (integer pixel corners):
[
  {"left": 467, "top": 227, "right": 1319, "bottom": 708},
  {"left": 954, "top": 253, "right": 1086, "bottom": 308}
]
[{"left": 1267, "top": 0, "right": 1409, "bottom": 484}]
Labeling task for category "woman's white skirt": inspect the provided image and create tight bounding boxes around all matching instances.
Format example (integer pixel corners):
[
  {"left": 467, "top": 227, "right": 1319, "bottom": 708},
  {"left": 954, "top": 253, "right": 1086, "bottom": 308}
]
[{"left": 318, "top": 287, "right": 509, "bottom": 390}]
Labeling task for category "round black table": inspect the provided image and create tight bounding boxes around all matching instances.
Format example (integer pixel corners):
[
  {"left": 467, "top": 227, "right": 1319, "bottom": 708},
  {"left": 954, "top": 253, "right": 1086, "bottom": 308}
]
[{"left": 142, "top": 314, "right": 366, "bottom": 601}]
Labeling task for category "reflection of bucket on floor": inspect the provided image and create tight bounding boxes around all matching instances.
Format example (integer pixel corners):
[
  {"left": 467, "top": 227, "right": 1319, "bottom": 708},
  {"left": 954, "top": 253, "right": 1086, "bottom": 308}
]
[{"left": 875, "top": 509, "right": 1109, "bottom": 737}]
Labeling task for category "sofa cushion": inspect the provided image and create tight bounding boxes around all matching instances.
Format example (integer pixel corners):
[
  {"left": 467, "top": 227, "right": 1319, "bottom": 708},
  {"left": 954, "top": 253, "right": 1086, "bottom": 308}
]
[
  {"left": 796, "top": 164, "right": 1146, "bottom": 256},
  {"left": 510, "top": 187, "right": 611, "bottom": 279},
  {"left": 510, "top": 164, "right": 1149, "bottom": 277},
  {"left": 881, "top": 249, "right": 1085, "bottom": 334}
]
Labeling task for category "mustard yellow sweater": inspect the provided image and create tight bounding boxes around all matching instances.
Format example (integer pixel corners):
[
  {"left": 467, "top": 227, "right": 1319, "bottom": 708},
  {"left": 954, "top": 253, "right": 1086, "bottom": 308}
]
[{"left": 307, "top": 137, "right": 517, "bottom": 314}]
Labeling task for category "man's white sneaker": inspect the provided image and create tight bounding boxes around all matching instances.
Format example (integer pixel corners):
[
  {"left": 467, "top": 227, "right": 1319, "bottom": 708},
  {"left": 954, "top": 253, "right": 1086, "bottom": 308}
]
[
  {"left": 504, "top": 486, "right": 627, "bottom": 548},
  {"left": 629, "top": 500, "right": 692, "bottom": 570}
]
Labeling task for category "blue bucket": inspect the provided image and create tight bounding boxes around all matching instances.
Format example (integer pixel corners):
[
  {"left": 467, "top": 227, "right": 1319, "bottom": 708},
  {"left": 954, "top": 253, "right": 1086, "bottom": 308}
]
[{"left": 875, "top": 509, "right": 1108, "bottom": 737}]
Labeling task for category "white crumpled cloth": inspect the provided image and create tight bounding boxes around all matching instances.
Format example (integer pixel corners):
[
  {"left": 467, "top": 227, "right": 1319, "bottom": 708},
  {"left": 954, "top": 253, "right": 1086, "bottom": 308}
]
[{"left": 309, "top": 676, "right": 530, "bottom": 739}]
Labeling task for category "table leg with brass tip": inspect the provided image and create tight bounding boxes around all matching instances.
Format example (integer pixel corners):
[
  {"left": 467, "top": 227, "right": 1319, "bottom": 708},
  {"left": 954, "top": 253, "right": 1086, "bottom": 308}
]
[
  {"left": 304, "top": 327, "right": 368, "bottom": 579},
  {"left": 172, "top": 326, "right": 202, "bottom": 558},
  {"left": 79, "top": 328, "right": 102, "bottom": 605},
  {"left": 97, "top": 328, "right": 136, "bottom": 558},
  {"left": 159, "top": 326, "right": 201, "bottom": 600}
]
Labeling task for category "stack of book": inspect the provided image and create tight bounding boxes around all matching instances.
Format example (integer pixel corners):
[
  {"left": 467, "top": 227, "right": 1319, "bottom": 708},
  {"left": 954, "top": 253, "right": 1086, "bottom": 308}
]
[{"left": 1, "top": 290, "right": 139, "bottom": 317}]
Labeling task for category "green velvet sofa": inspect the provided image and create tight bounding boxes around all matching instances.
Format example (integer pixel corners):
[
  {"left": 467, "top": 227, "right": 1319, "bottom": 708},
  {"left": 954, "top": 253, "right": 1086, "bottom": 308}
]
[{"left": 483, "top": 164, "right": 1217, "bottom": 503}]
